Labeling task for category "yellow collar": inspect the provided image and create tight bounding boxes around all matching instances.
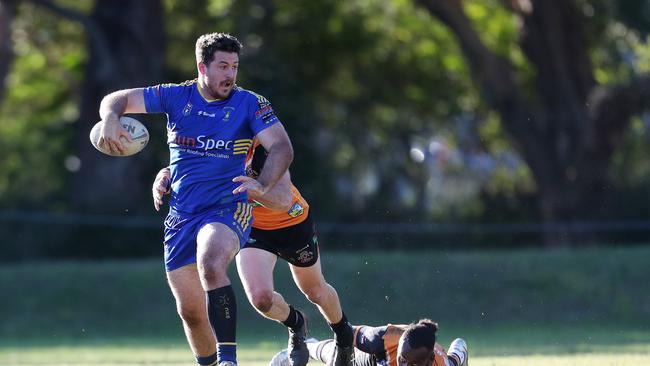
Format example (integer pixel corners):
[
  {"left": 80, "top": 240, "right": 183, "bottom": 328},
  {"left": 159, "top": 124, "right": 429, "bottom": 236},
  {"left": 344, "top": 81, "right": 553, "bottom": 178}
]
[{"left": 196, "top": 83, "right": 221, "bottom": 102}]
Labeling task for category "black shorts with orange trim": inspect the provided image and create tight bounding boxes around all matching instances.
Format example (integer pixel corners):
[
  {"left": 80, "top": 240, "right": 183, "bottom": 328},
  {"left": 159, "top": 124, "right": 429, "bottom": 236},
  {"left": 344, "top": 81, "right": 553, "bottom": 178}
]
[{"left": 244, "top": 211, "right": 319, "bottom": 267}]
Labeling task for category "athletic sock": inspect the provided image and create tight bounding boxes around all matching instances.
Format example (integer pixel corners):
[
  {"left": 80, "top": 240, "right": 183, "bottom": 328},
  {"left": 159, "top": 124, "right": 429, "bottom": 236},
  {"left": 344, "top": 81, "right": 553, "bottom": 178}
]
[
  {"left": 309, "top": 339, "right": 336, "bottom": 363},
  {"left": 447, "top": 339, "right": 467, "bottom": 366},
  {"left": 281, "top": 305, "right": 304, "bottom": 330},
  {"left": 329, "top": 312, "right": 353, "bottom": 346},
  {"left": 206, "top": 285, "right": 237, "bottom": 363},
  {"left": 196, "top": 352, "right": 218, "bottom": 366}
]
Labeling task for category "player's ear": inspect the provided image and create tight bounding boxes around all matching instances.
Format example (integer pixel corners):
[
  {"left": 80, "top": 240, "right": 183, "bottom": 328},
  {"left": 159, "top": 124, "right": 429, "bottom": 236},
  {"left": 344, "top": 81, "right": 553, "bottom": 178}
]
[{"left": 198, "top": 62, "right": 207, "bottom": 75}]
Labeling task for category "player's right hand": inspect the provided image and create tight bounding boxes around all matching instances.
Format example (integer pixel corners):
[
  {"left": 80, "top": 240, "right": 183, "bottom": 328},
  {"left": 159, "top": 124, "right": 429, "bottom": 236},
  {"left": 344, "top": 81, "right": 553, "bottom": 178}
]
[
  {"left": 98, "top": 114, "right": 133, "bottom": 155},
  {"left": 232, "top": 175, "right": 267, "bottom": 198},
  {"left": 152, "top": 168, "right": 171, "bottom": 211}
]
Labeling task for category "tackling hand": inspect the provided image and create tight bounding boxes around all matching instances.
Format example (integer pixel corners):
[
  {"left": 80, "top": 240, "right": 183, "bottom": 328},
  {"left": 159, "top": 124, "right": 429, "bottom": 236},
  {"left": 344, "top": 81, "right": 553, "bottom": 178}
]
[{"left": 152, "top": 168, "right": 171, "bottom": 211}]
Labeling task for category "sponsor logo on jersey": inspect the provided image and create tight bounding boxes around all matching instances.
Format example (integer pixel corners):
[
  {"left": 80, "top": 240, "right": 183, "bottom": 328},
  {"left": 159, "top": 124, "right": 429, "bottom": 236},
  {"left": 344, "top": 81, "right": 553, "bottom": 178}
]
[
  {"left": 197, "top": 110, "right": 216, "bottom": 117},
  {"left": 169, "top": 132, "right": 252, "bottom": 154},
  {"left": 252, "top": 93, "right": 278, "bottom": 124},
  {"left": 256, "top": 105, "right": 278, "bottom": 124},
  {"left": 287, "top": 202, "right": 304, "bottom": 217},
  {"left": 255, "top": 105, "right": 273, "bottom": 118}
]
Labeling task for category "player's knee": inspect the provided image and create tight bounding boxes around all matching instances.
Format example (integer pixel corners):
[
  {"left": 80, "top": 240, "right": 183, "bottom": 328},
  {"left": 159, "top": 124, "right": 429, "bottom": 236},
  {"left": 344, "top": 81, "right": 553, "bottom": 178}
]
[
  {"left": 250, "top": 290, "right": 274, "bottom": 313},
  {"left": 177, "top": 304, "right": 207, "bottom": 327},
  {"left": 197, "top": 260, "right": 228, "bottom": 285},
  {"left": 303, "top": 283, "right": 330, "bottom": 305}
]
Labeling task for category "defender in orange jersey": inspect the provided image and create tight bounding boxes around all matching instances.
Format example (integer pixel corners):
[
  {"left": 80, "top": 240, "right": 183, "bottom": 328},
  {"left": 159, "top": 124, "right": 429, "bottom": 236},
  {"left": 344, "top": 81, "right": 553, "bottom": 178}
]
[
  {"left": 153, "top": 138, "right": 354, "bottom": 366},
  {"left": 268, "top": 319, "right": 469, "bottom": 366}
]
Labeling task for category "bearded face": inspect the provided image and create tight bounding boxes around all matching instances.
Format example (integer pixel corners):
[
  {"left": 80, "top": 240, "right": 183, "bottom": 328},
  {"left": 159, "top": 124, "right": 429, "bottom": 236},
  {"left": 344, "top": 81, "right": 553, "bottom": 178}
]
[{"left": 199, "top": 50, "right": 239, "bottom": 100}]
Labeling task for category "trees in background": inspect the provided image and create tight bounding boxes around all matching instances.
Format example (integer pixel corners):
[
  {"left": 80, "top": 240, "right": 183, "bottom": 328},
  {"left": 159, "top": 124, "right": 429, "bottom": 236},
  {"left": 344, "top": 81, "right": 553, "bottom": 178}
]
[
  {"left": 1, "top": 0, "right": 649, "bottom": 245},
  {"left": 417, "top": 0, "right": 650, "bottom": 242},
  {"left": 66, "top": 0, "right": 165, "bottom": 211},
  {"left": 0, "top": 0, "right": 16, "bottom": 104},
  {"left": 0, "top": 0, "right": 164, "bottom": 211}
]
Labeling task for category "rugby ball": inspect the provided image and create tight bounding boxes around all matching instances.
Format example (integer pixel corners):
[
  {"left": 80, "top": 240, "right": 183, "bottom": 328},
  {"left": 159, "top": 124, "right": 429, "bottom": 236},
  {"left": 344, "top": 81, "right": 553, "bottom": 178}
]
[{"left": 89, "top": 116, "right": 149, "bottom": 156}]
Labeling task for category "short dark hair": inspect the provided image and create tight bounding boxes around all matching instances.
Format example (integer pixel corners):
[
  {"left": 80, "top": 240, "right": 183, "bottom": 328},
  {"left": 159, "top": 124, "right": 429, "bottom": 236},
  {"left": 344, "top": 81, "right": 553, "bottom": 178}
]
[
  {"left": 195, "top": 32, "right": 243, "bottom": 65},
  {"left": 402, "top": 319, "right": 439, "bottom": 351}
]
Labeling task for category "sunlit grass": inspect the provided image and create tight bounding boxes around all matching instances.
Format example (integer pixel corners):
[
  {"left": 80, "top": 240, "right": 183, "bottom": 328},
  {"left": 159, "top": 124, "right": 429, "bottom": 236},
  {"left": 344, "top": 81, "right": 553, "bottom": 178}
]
[{"left": 1, "top": 343, "right": 649, "bottom": 366}]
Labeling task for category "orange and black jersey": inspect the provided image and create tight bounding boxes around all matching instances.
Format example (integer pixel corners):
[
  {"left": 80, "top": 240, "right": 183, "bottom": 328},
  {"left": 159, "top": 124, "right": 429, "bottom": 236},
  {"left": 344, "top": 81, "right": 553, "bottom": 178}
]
[
  {"left": 354, "top": 325, "right": 449, "bottom": 366},
  {"left": 245, "top": 139, "right": 309, "bottom": 230}
]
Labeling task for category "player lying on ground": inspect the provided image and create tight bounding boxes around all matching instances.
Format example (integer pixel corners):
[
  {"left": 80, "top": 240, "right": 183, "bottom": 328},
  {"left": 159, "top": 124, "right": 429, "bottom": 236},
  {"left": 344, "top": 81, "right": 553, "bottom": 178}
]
[
  {"left": 268, "top": 319, "right": 468, "bottom": 366},
  {"left": 153, "top": 138, "right": 355, "bottom": 366}
]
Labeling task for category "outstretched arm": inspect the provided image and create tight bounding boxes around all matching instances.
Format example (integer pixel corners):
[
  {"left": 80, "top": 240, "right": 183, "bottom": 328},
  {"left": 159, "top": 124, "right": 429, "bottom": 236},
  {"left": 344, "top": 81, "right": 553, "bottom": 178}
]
[{"left": 98, "top": 88, "right": 146, "bottom": 155}]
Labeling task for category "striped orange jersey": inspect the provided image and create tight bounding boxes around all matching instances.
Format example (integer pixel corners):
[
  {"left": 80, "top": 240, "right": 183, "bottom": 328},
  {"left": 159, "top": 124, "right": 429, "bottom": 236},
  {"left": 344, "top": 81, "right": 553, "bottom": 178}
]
[
  {"left": 245, "top": 139, "right": 309, "bottom": 230},
  {"left": 358, "top": 324, "right": 449, "bottom": 366}
]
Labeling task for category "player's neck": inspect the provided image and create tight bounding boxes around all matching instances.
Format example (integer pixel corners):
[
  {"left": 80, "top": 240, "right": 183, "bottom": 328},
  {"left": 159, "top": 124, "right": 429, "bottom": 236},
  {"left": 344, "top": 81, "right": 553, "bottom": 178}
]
[{"left": 197, "top": 80, "right": 221, "bottom": 102}]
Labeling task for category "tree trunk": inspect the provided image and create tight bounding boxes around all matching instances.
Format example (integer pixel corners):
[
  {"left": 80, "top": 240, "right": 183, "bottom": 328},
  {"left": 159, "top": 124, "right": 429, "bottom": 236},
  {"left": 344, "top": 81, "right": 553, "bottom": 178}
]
[
  {"left": 0, "top": 0, "right": 17, "bottom": 105},
  {"left": 70, "top": 0, "right": 165, "bottom": 213},
  {"left": 418, "top": 0, "right": 650, "bottom": 245}
]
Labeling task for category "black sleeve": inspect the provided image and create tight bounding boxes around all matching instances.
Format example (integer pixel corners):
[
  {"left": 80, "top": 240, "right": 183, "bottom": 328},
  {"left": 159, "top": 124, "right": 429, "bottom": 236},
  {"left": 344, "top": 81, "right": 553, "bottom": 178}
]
[
  {"left": 355, "top": 326, "right": 388, "bottom": 360},
  {"left": 248, "top": 144, "right": 268, "bottom": 178}
]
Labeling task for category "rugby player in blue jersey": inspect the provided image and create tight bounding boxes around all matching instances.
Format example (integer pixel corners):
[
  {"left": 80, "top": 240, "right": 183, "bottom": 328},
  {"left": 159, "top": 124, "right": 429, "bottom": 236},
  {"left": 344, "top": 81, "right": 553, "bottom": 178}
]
[
  {"left": 98, "top": 33, "right": 293, "bottom": 366},
  {"left": 153, "top": 139, "right": 356, "bottom": 366}
]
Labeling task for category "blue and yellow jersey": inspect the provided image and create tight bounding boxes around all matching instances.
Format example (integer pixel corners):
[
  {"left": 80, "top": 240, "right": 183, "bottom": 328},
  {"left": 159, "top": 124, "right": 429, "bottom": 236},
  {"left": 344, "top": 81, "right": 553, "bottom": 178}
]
[{"left": 143, "top": 80, "right": 279, "bottom": 215}]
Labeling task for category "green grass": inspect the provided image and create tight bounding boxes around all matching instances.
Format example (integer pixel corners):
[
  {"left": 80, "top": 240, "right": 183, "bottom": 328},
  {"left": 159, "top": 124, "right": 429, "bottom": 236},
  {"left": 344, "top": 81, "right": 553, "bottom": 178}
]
[
  {"left": 1, "top": 329, "right": 649, "bottom": 365},
  {"left": 1, "top": 246, "right": 650, "bottom": 364}
]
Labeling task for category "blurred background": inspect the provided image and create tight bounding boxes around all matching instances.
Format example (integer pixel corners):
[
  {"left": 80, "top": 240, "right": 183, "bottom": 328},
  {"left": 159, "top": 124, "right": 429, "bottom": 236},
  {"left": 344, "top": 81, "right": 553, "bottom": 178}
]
[{"left": 1, "top": 0, "right": 650, "bottom": 365}]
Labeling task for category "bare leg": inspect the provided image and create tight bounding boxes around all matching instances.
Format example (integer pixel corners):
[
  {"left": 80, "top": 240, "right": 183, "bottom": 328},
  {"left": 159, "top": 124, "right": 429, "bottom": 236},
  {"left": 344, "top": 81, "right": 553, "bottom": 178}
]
[
  {"left": 291, "top": 257, "right": 354, "bottom": 366},
  {"left": 289, "top": 257, "right": 343, "bottom": 323},
  {"left": 196, "top": 222, "right": 240, "bottom": 364},
  {"left": 167, "top": 264, "right": 216, "bottom": 360},
  {"left": 196, "top": 222, "right": 239, "bottom": 291},
  {"left": 237, "top": 247, "right": 309, "bottom": 366},
  {"left": 236, "top": 247, "right": 290, "bottom": 321}
]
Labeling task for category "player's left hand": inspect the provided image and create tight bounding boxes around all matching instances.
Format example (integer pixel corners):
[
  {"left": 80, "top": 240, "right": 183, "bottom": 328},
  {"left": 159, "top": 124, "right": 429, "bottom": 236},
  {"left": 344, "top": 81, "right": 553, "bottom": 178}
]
[{"left": 232, "top": 175, "right": 266, "bottom": 198}]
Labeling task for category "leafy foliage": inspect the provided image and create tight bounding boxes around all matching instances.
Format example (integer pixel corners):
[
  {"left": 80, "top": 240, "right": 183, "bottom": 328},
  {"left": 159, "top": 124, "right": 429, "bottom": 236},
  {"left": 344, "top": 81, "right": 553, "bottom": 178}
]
[
  {"left": 0, "top": 2, "right": 86, "bottom": 209},
  {"left": 0, "top": 0, "right": 648, "bottom": 224}
]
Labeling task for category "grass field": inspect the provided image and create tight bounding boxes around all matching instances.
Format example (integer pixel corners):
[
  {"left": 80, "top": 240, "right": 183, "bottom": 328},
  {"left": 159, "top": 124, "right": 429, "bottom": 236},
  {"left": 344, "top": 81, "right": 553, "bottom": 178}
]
[
  {"left": 1, "top": 246, "right": 650, "bottom": 365},
  {"left": 2, "top": 329, "right": 649, "bottom": 365}
]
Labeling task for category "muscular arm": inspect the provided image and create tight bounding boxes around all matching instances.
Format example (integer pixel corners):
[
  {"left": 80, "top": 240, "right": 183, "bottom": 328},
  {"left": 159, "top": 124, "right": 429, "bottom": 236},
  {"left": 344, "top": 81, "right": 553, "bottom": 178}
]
[
  {"left": 99, "top": 88, "right": 147, "bottom": 118},
  {"left": 248, "top": 171, "right": 292, "bottom": 211},
  {"left": 98, "top": 88, "right": 147, "bottom": 155},
  {"left": 255, "top": 123, "right": 294, "bottom": 194}
]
